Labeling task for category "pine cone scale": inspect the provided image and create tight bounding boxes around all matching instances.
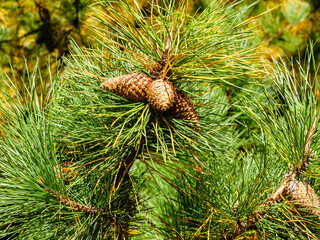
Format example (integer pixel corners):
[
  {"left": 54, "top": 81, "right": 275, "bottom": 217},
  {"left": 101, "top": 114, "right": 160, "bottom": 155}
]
[
  {"left": 147, "top": 80, "right": 176, "bottom": 112},
  {"left": 168, "top": 88, "right": 200, "bottom": 126},
  {"left": 100, "top": 73, "right": 153, "bottom": 102}
]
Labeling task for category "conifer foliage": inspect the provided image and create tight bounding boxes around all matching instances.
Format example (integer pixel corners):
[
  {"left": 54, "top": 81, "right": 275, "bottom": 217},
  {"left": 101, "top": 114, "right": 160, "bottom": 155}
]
[{"left": 1, "top": 1, "right": 320, "bottom": 240}]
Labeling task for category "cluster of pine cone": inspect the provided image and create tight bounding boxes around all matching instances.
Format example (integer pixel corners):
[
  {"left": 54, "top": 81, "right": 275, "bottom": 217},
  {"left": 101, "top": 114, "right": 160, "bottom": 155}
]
[{"left": 100, "top": 73, "right": 199, "bottom": 128}]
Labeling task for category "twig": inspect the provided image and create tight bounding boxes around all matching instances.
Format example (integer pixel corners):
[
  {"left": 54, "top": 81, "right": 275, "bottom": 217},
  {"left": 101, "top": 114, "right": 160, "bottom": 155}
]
[
  {"left": 45, "top": 188, "right": 106, "bottom": 217},
  {"left": 112, "top": 142, "right": 143, "bottom": 240},
  {"left": 154, "top": 28, "right": 173, "bottom": 80}
]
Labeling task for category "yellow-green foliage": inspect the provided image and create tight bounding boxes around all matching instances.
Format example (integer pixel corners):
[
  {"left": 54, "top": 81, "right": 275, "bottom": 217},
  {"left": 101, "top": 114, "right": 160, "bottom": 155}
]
[{"left": 0, "top": 0, "right": 319, "bottom": 81}]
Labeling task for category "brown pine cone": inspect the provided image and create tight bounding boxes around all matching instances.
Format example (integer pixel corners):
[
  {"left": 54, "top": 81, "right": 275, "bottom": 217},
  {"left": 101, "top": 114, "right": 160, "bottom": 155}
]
[
  {"left": 288, "top": 180, "right": 320, "bottom": 215},
  {"left": 147, "top": 79, "right": 177, "bottom": 112},
  {"left": 168, "top": 87, "right": 200, "bottom": 128},
  {"left": 100, "top": 73, "right": 153, "bottom": 102}
]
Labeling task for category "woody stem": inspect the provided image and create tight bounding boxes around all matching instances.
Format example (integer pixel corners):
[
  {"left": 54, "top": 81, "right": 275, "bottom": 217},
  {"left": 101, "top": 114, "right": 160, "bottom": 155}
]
[{"left": 114, "top": 147, "right": 140, "bottom": 239}]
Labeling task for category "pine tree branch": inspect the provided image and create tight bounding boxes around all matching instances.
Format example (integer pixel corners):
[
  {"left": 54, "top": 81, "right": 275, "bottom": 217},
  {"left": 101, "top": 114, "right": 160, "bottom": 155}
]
[
  {"left": 114, "top": 148, "right": 139, "bottom": 192},
  {"left": 229, "top": 115, "right": 318, "bottom": 238},
  {"left": 265, "top": 115, "right": 317, "bottom": 204},
  {"left": 113, "top": 142, "right": 143, "bottom": 240},
  {"left": 260, "top": 115, "right": 317, "bottom": 205}
]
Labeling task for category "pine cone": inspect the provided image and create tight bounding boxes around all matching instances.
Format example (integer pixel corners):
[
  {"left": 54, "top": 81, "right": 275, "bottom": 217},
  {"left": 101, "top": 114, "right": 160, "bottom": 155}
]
[
  {"left": 100, "top": 73, "right": 152, "bottom": 102},
  {"left": 147, "top": 79, "right": 176, "bottom": 112},
  {"left": 288, "top": 180, "right": 320, "bottom": 215},
  {"left": 100, "top": 73, "right": 200, "bottom": 129},
  {"left": 168, "top": 88, "right": 200, "bottom": 127}
]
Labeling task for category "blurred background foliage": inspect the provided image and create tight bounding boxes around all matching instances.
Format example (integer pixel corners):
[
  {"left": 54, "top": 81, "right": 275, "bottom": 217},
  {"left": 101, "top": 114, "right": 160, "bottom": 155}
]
[
  {"left": 0, "top": 0, "right": 92, "bottom": 75},
  {"left": 0, "top": 0, "right": 319, "bottom": 82}
]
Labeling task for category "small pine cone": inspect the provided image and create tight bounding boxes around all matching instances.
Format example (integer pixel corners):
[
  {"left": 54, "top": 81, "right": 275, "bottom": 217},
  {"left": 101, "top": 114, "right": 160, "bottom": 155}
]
[
  {"left": 168, "top": 88, "right": 200, "bottom": 128},
  {"left": 288, "top": 180, "right": 320, "bottom": 215},
  {"left": 147, "top": 79, "right": 176, "bottom": 112},
  {"left": 100, "top": 73, "right": 153, "bottom": 102}
]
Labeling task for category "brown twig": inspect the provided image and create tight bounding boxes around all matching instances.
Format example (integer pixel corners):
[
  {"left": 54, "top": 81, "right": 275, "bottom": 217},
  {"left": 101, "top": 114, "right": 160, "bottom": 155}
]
[
  {"left": 45, "top": 188, "right": 106, "bottom": 217},
  {"left": 151, "top": 28, "right": 173, "bottom": 80}
]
